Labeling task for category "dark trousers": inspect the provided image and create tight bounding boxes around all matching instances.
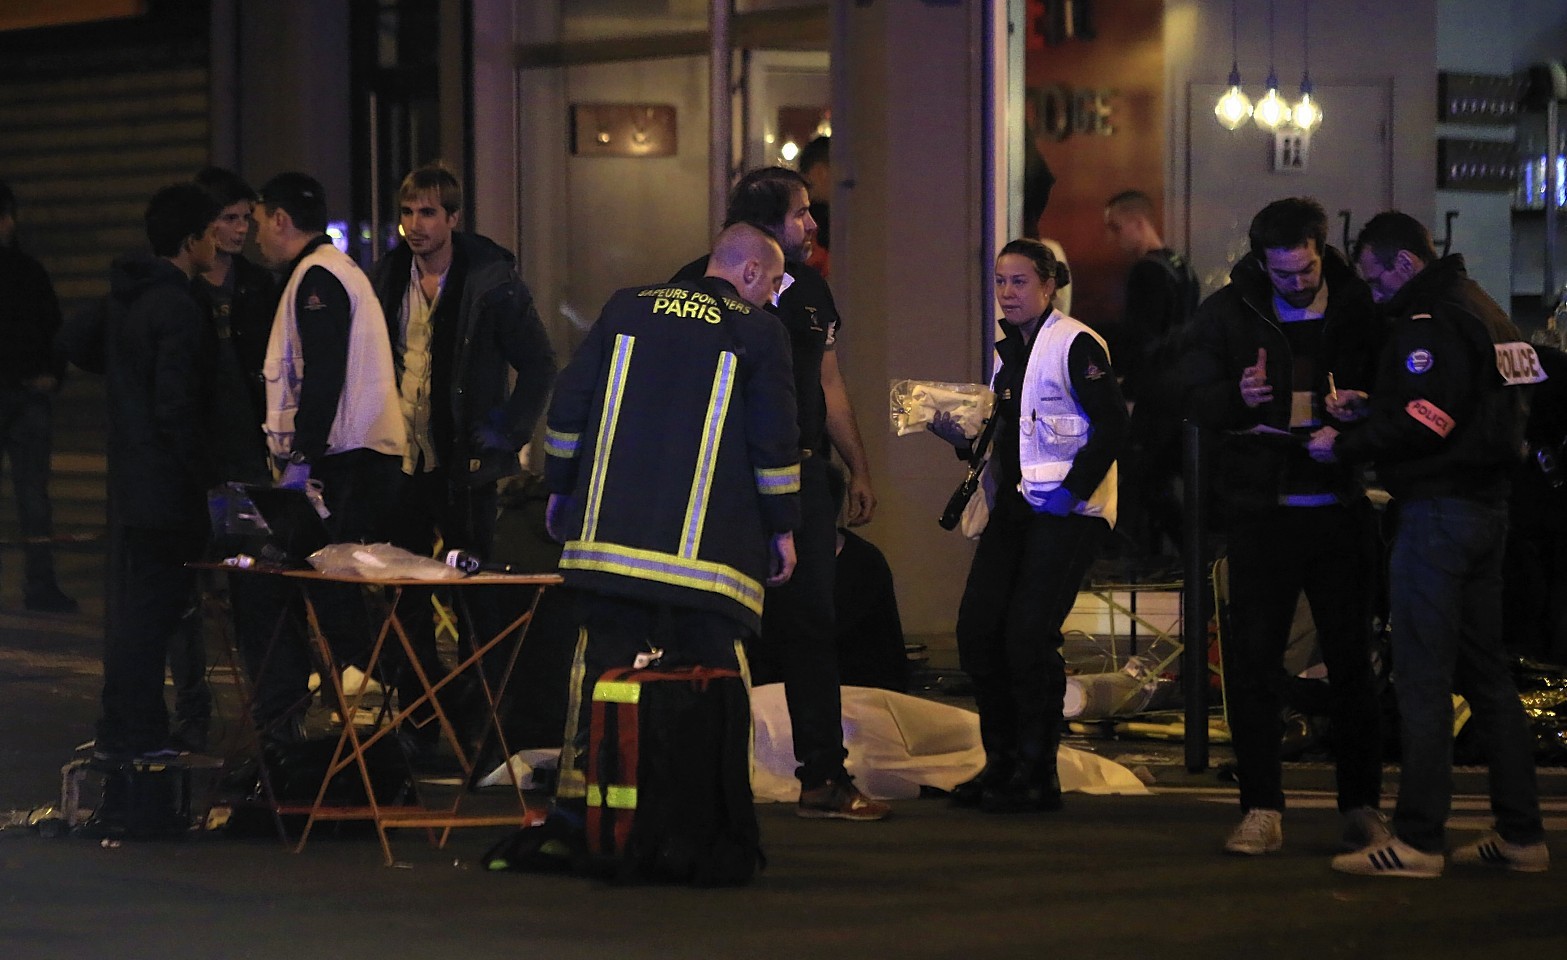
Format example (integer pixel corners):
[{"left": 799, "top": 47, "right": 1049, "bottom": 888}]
[
  {"left": 1389, "top": 497, "right": 1544, "bottom": 851},
  {"left": 1118, "top": 406, "right": 1184, "bottom": 558},
  {"left": 1223, "top": 502, "right": 1382, "bottom": 814},
  {"left": 956, "top": 492, "right": 1105, "bottom": 765},
  {"left": 382, "top": 467, "right": 502, "bottom": 725},
  {"left": 97, "top": 525, "right": 206, "bottom": 753},
  {"left": 307, "top": 449, "right": 402, "bottom": 668},
  {"left": 751, "top": 456, "right": 848, "bottom": 787},
  {"left": 230, "top": 570, "right": 312, "bottom": 728},
  {"left": 0, "top": 388, "right": 62, "bottom": 595},
  {"left": 557, "top": 594, "right": 745, "bottom": 803}
]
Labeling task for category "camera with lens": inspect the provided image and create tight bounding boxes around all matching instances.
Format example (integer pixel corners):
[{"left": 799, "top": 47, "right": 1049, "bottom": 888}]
[{"left": 939, "top": 468, "right": 982, "bottom": 530}]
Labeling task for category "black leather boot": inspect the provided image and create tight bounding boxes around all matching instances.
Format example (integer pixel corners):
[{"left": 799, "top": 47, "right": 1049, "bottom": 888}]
[
  {"left": 948, "top": 757, "right": 1014, "bottom": 808},
  {"left": 980, "top": 721, "right": 1062, "bottom": 813}
]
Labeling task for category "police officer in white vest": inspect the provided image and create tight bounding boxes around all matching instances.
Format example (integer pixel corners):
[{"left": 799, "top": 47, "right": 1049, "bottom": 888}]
[{"left": 930, "top": 238, "right": 1128, "bottom": 813}]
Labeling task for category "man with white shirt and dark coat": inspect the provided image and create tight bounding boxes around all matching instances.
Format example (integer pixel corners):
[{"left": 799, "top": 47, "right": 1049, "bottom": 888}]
[{"left": 369, "top": 163, "right": 556, "bottom": 756}]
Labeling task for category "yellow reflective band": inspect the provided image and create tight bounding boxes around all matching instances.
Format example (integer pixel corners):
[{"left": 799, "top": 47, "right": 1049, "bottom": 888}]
[
  {"left": 561, "top": 540, "right": 765, "bottom": 616},
  {"left": 582, "top": 334, "right": 635, "bottom": 541},
  {"left": 543, "top": 427, "right": 581, "bottom": 459},
  {"left": 680, "top": 352, "right": 736, "bottom": 559},
  {"left": 592, "top": 679, "right": 643, "bottom": 704},
  {"left": 555, "top": 626, "right": 591, "bottom": 794},
  {"left": 586, "top": 784, "right": 639, "bottom": 810},
  {"left": 754, "top": 463, "right": 800, "bottom": 494},
  {"left": 557, "top": 767, "right": 587, "bottom": 799}
]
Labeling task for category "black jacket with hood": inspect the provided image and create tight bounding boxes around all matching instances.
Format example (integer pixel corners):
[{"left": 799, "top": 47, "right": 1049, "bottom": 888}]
[
  {"left": 101, "top": 254, "right": 217, "bottom": 532},
  {"left": 1181, "top": 245, "right": 1386, "bottom": 520}
]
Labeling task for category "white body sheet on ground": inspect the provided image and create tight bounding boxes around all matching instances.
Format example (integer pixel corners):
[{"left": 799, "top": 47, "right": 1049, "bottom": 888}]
[
  {"left": 751, "top": 684, "right": 1147, "bottom": 801},
  {"left": 481, "top": 685, "right": 1149, "bottom": 801}
]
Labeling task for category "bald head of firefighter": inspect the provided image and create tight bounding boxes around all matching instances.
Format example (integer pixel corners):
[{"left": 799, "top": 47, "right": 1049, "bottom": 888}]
[{"left": 705, "top": 222, "right": 785, "bottom": 311}]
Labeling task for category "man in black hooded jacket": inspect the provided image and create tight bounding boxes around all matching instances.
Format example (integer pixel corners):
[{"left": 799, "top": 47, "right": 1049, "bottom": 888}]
[
  {"left": 1183, "top": 197, "right": 1387, "bottom": 858},
  {"left": 93, "top": 183, "right": 221, "bottom": 760}
]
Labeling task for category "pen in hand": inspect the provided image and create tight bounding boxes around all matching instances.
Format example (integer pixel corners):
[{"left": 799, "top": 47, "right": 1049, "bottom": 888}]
[{"left": 1327, "top": 372, "right": 1338, "bottom": 401}]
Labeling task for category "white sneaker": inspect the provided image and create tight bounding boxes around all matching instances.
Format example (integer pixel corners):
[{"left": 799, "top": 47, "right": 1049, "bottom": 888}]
[
  {"left": 1340, "top": 807, "right": 1393, "bottom": 851},
  {"left": 311, "top": 666, "right": 385, "bottom": 697},
  {"left": 1332, "top": 838, "right": 1444, "bottom": 878},
  {"left": 1451, "top": 831, "right": 1550, "bottom": 873},
  {"left": 1224, "top": 809, "right": 1283, "bottom": 855},
  {"left": 340, "top": 666, "right": 385, "bottom": 697}
]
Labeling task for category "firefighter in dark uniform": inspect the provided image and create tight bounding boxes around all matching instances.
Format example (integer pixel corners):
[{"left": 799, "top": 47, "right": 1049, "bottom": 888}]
[
  {"left": 543, "top": 223, "right": 801, "bottom": 813},
  {"left": 672, "top": 167, "right": 890, "bottom": 821},
  {"left": 1315, "top": 212, "right": 1550, "bottom": 878}
]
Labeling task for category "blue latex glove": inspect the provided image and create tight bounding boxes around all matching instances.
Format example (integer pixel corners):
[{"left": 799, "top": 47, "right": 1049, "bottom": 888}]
[
  {"left": 279, "top": 461, "right": 311, "bottom": 490},
  {"left": 1034, "top": 486, "right": 1079, "bottom": 517}
]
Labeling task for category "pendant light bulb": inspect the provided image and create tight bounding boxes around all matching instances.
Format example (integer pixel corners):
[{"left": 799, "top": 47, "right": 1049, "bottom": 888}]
[
  {"left": 1292, "top": 85, "right": 1322, "bottom": 132},
  {"left": 1292, "top": 4, "right": 1321, "bottom": 132},
  {"left": 1215, "top": 64, "right": 1253, "bottom": 131},
  {"left": 1254, "top": 70, "right": 1292, "bottom": 131}
]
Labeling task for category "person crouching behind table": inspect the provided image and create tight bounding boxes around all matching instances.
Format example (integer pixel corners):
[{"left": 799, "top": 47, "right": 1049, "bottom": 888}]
[{"left": 929, "top": 238, "right": 1129, "bottom": 812}]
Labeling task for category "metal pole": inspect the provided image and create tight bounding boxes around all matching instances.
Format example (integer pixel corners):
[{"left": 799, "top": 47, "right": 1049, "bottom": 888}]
[
  {"left": 368, "top": 90, "right": 381, "bottom": 263},
  {"left": 1547, "top": 96, "right": 1559, "bottom": 300},
  {"left": 709, "top": 0, "right": 732, "bottom": 239},
  {"left": 1181, "top": 420, "right": 1210, "bottom": 772}
]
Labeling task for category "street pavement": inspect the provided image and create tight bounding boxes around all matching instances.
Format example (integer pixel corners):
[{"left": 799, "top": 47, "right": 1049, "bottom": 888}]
[
  {"left": 2, "top": 371, "right": 1565, "bottom": 959},
  {"left": 1, "top": 534, "right": 1565, "bottom": 960}
]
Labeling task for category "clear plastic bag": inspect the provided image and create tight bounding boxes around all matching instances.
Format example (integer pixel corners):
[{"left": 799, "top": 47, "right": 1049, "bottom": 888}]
[
  {"left": 889, "top": 379, "right": 995, "bottom": 438},
  {"left": 306, "top": 543, "right": 464, "bottom": 581}
]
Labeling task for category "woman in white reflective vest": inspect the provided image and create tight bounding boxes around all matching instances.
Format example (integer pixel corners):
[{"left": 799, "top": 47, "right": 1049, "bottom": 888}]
[{"left": 930, "top": 238, "right": 1129, "bottom": 812}]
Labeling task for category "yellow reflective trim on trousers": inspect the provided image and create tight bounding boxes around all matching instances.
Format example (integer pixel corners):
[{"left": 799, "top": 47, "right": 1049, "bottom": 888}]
[
  {"left": 592, "top": 680, "right": 643, "bottom": 704},
  {"left": 734, "top": 638, "right": 756, "bottom": 780},
  {"left": 554, "top": 626, "right": 592, "bottom": 800},
  {"left": 557, "top": 768, "right": 586, "bottom": 799},
  {"left": 679, "top": 351, "right": 736, "bottom": 559},
  {"left": 582, "top": 334, "right": 635, "bottom": 542},
  {"left": 586, "top": 784, "right": 638, "bottom": 810}
]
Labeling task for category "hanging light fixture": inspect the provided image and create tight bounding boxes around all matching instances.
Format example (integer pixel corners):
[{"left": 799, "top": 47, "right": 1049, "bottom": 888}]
[
  {"left": 1214, "top": 0, "right": 1252, "bottom": 130},
  {"left": 1253, "top": 0, "right": 1292, "bottom": 131},
  {"left": 1291, "top": 0, "right": 1322, "bottom": 132}
]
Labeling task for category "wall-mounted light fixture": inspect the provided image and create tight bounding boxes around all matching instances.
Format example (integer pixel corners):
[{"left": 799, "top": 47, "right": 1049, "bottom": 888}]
[{"left": 569, "top": 104, "right": 677, "bottom": 158}]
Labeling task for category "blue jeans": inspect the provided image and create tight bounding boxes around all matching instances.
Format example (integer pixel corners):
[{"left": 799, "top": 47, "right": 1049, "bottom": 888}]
[
  {"left": 0, "top": 388, "right": 61, "bottom": 593},
  {"left": 1389, "top": 497, "right": 1544, "bottom": 852}
]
